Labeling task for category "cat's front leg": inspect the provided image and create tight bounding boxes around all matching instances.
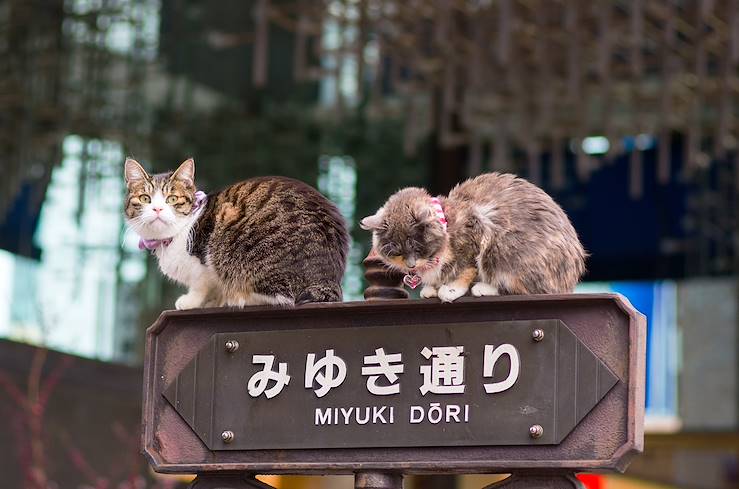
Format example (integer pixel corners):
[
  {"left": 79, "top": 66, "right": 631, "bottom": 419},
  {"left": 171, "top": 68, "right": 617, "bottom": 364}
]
[
  {"left": 420, "top": 285, "right": 438, "bottom": 298},
  {"left": 438, "top": 268, "right": 477, "bottom": 303},
  {"left": 175, "top": 285, "right": 212, "bottom": 310},
  {"left": 202, "top": 288, "right": 224, "bottom": 308},
  {"left": 471, "top": 282, "right": 499, "bottom": 297}
]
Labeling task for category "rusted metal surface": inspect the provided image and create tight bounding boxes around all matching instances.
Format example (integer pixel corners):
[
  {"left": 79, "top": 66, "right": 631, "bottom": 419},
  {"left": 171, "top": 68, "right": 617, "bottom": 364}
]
[{"left": 142, "top": 294, "right": 645, "bottom": 475}]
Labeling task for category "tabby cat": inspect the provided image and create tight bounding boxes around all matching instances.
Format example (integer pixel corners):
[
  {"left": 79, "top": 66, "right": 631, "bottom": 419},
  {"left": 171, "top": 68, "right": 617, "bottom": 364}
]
[
  {"left": 360, "top": 172, "right": 586, "bottom": 302},
  {"left": 124, "top": 158, "right": 349, "bottom": 309}
]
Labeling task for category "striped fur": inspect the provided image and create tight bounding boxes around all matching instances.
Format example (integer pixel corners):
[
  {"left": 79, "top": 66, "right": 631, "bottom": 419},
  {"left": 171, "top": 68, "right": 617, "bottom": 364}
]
[{"left": 124, "top": 158, "right": 349, "bottom": 309}]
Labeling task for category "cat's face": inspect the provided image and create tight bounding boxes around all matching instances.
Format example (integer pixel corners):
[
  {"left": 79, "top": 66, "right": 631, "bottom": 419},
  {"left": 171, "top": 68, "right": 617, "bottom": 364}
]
[
  {"left": 360, "top": 188, "right": 447, "bottom": 272},
  {"left": 123, "top": 158, "right": 198, "bottom": 239}
]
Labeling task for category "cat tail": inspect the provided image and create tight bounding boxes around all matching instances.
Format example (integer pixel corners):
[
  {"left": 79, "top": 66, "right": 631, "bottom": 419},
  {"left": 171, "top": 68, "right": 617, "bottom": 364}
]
[{"left": 296, "top": 282, "right": 343, "bottom": 305}]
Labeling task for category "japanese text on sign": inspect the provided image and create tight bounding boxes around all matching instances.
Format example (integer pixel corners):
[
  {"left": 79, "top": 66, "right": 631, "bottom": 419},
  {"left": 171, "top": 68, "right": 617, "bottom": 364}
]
[{"left": 247, "top": 344, "right": 521, "bottom": 399}]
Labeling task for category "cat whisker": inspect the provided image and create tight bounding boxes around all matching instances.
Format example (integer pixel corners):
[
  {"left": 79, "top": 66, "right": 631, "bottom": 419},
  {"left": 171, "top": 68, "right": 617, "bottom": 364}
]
[{"left": 120, "top": 226, "right": 136, "bottom": 248}]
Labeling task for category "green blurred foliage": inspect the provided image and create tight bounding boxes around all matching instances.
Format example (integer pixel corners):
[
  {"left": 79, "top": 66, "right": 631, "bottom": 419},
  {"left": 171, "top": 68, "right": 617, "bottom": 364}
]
[{"left": 148, "top": 101, "right": 322, "bottom": 188}]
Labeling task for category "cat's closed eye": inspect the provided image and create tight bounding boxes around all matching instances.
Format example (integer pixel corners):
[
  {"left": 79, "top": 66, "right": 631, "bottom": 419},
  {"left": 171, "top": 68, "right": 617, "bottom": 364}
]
[{"left": 384, "top": 243, "right": 401, "bottom": 257}]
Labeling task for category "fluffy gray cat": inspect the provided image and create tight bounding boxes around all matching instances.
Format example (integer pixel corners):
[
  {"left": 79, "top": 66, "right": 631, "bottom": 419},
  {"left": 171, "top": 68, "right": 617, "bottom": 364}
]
[{"left": 360, "top": 172, "right": 586, "bottom": 302}]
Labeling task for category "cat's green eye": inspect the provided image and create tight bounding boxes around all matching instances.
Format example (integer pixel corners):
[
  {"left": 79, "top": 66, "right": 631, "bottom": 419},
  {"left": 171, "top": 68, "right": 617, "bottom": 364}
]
[
  {"left": 139, "top": 194, "right": 151, "bottom": 204},
  {"left": 166, "top": 195, "right": 178, "bottom": 205}
]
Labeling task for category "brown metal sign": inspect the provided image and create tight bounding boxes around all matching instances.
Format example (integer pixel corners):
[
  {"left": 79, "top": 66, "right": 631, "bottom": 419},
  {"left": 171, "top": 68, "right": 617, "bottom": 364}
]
[
  {"left": 143, "top": 295, "right": 645, "bottom": 474},
  {"left": 163, "top": 320, "right": 617, "bottom": 451}
]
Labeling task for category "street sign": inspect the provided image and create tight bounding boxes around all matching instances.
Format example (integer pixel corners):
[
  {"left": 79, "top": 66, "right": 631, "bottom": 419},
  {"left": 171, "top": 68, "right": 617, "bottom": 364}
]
[
  {"left": 163, "top": 319, "right": 617, "bottom": 450},
  {"left": 143, "top": 295, "right": 645, "bottom": 475}
]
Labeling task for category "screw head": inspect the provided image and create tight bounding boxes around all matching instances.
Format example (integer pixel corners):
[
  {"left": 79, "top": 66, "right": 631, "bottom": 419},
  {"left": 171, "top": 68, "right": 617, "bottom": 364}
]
[
  {"left": 529, "top": 424, "right": 544, "bottom": 439},
  {"left": 224, "top": 340, "right": 239, "bottom": 353},
  {"left": 221, "top": 430, "right": 235, "bottom": 443},
  {"left": 532, "top": 329, "right": 545, "bottom": 342}
]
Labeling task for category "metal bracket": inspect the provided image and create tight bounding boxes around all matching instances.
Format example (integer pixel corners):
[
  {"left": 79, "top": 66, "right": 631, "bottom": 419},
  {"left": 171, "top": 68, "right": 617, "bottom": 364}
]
[
  {"left": 187, "top": 474, "right": 277, "bottom": 489},
  {"left": 188, "top": 472, "right": 403, "bottom": 489},
  {"left": 483, "top": 472, "right": 585, "bottom": 489},
  {"left": 355, "top": 471, "right": 403, "bottom": 489}
]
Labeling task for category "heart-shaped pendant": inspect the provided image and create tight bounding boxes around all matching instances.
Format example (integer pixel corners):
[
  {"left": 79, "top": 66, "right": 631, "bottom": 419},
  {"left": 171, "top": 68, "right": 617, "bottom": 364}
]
[{"left": 403, "top": 274, "right": 422, "bottom": 289}]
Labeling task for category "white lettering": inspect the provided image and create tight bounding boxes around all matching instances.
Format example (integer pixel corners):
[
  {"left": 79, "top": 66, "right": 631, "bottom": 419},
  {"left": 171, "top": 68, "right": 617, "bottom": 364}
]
[
  {"left": 362, "top": 348, "right": 404, "bottom": 395},
  {"left": 446, "top": 404, "right": 461, "bottom": 422},
  {"left": 315, "top": 408, "right": 333, "bottom": 425},
  {"left": 428, "top": 402, "right": 443, "bottom": 424},
  {"left": 314, "top": 404, "right": 470, "bottom": 426},
  {"left": 419, "top": 346, "right": 466, "bottom": 395},
  {"left": 483, "top": 344, "right": 520, "bottom": 394},
  {"left": 340, "top": 407, "right": 354, "bottom": 424},
  {"left": 313, "top": 405, "right": 396, "bottom": 425},
  {"left": 305, "top": 349, "right": 347, "bottom": 398},
  {"left": 247, "top": 355, "right": 290, "bottom": 399},
  {"left": 407, "top": 404, "right": 470, "bottom": 425},
  {"left": 356, "top": 407, "right": 370, "bottom": 425},
  {"left": 372, "top": 405, "right": 387, "bottom": 424},
  {"left": 410, "top": 405, "right": 425, "bottom": 423}
]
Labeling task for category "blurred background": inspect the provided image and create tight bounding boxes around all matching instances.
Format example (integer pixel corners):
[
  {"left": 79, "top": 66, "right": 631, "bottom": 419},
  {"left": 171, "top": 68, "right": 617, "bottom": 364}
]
[{"left": 0, "top": 1, "right": 737, "bottom": 488}]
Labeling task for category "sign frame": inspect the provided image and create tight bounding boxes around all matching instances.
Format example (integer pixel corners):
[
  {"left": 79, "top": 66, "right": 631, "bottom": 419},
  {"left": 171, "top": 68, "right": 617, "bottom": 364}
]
[{"left": 142, "top": 294, "right": 645, "bottom": 475}]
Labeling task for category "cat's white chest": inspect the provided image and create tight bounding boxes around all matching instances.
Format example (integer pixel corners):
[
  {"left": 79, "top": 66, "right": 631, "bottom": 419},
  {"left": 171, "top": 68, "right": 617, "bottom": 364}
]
[
  {"left": 155, "top": 233, "right": 207, "bottom": 287},
  {"left": 419, "top": 264, "right": 443, "bottom": 286}
]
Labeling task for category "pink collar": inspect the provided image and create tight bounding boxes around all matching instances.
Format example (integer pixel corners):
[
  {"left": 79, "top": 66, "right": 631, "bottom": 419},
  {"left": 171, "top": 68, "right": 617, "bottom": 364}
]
[
  {"left": 138, "top": 190, "right": 207, "bottom": 251},
  {"left": 430, "top": 197, "right": 447, "bottom": 232},
  {"left": 138, "top": 237, "right": 171, "bottom": 251}
]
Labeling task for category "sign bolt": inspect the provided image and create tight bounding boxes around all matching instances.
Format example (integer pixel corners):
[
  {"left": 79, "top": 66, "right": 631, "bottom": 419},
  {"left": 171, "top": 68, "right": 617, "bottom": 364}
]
[
  {"left": 221, "top": 430, "right": 235, "bottom": 443},
  {"left": 224, "top": 340, "right": 239, "bottom": 353},
  {"left": 529, "top": 424, "right": 544, "bottom": 439},
  {"left": 532, "top": 329, "right": 545, "bottom": 342}
]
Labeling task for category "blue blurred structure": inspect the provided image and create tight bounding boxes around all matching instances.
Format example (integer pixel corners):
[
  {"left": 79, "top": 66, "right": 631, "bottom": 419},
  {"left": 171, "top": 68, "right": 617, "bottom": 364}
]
[{"left": 578, "top": 281, "right": 680, "bottom": 429}]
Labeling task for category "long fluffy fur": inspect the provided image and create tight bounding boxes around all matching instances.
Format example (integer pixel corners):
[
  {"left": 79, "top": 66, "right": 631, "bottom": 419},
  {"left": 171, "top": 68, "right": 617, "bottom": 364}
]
[{"left": 361, "top": 172, "right": 586, "bottom": 302}]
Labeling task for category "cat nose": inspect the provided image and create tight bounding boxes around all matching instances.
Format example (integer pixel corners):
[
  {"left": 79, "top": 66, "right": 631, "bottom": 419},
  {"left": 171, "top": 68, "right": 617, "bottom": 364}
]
[
  {"left": 152, "top": 207, "right": 163, "bottom": 214},
  {"left": 405, "top": 257, "right": 416, "bottom": 268}
]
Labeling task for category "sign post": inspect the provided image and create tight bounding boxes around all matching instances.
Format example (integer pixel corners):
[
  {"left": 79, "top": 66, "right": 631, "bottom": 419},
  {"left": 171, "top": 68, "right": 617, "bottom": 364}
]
[{"left": 142, "top": 256, "right": 645, "bottom": 489}]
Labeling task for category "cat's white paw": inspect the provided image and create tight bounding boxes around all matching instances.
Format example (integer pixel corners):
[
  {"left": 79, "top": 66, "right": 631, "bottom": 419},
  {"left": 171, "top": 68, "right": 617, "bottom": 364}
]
[
  {"left": 438, "top": 284, "right": 468, "bottom": 303},
  {"left": 175, "top": 293, "right": 204, "bottom": 310},
  {"left": 420, "top": 286, "right": 438, "bottom": 298},
  {"left": 471, "top": 282, "right": 499, "bottom": 297}
]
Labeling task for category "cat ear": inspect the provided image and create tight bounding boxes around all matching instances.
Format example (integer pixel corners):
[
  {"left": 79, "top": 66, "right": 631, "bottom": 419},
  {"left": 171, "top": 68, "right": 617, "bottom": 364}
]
[
  {"left": 360, "top": 208, "right": 385, "bottom": 231},
  {"left": 171, "top": 158, "right": 195, "bottom": 185},
  {"left": 124, "top": 158, "right": 149, "bottom": 184}
]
